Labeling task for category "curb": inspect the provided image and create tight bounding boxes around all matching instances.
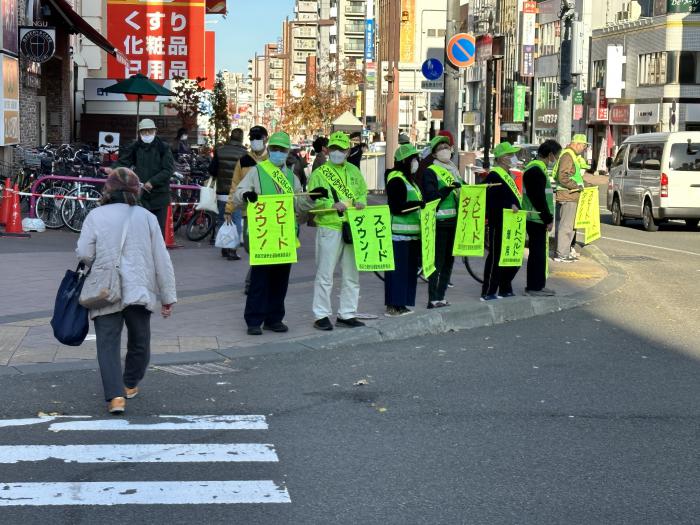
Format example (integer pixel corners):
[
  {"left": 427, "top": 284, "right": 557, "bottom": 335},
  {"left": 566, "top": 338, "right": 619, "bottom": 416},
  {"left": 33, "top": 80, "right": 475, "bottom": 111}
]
[{"left": 4, "top": 245, "right": 626, "bottom": 377}]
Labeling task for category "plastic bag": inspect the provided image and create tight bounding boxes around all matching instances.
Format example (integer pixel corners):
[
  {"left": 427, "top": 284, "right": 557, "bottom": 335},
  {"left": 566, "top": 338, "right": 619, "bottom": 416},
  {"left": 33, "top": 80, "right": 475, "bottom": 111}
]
[
  {"left": 196, "top": 177, "right": 219, "bottom": 213},
  {"left": 215, "top": 222, "right": 241, "bottom": 249}
]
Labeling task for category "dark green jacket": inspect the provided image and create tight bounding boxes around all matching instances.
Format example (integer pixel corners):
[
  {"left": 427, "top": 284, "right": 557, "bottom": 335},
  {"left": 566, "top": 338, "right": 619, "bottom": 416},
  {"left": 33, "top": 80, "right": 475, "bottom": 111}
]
[{"left": 115, "top": 136, "right": 174, "bottom": 210}]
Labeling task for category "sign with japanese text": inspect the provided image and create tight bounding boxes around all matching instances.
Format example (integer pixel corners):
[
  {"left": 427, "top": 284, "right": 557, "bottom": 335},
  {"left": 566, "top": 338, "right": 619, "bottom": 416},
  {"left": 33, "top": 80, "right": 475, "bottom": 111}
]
[
  {"left": 667, "top": 0, "right": 700, "bottom": 13},
  {"left": 107, "top": 0, "right": 206, "bottom": 80},
  {"left": 420, "top": 200, "right": 440, "bottom": 278},
  {"left": 453, "top": 186, "right": 486, "bottom": 257},
  {"left": 521, "top": 44, "right": 534, "bottom": 77},
  {"left": 499, "top": 210, "right": 527, "bottom": 267},
  {"left": 346, "top": 206, "right": 394, "bottom": 272},
  {"left": 513, "top": 84, "right": 526, "bottom": 122},
  {"left": 247, "top": 195, "right": 298, "bottom": 266},
  {"left": 585, "top": 190, "right": 602, "bottom": 244},
  {"left": 574, "top": 187, "right": 601, "bottom": 245},
  {"left": 0, "top": 55, "right": 19, "bottom": 145},
  {"left": 595, "top": 88, "right": 608, "bottom": 121}
]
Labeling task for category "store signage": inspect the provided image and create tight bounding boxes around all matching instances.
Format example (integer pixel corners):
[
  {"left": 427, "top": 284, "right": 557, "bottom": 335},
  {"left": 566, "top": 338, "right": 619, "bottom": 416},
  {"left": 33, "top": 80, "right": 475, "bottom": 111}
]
[
  {"left": 595, "top": 88, "right": 608, "bottom": 121},
  {"left": 635, "top": 103, "right": 660, "bottom": 125},
  {"left": 463, "top": 111, "right": 480, "bottom": 126},
  {"left": 364, "top": 18, "right": 375, "bottom": 61},
  {"left": 0, "top": 55, "right": 19, "bottom": 145},
  {"left": 476, "top": 34, "right": 493, "bottom": 62},
  {"left": 501, "top": 122, "right": 523, "bottom": 132},
  {"left": 573, "top": 104, "right": 584, "bottom": 121},
  {"left": 18, "top": 27, "right": 55, "bottom": 63},
  {"left": 3, "top": 0, "right": 18, "bottom": 54},
  {"left": 513, "top": 84, "right": 526, "bottom": 122},
  {"left": 666, "top": 0, "right": 700, "bottom": 13},
  {"left": 535, "top": 108, "right": 558, "bottom": 129},
  {"left": 609, "top": 104, "right": 634, "bottom": 125},
  {"left": 521, "top": 45, "right": 534, "bottom": 77},
  {"left": 573, "top": 90, "right": 584, "bottom": 105}
]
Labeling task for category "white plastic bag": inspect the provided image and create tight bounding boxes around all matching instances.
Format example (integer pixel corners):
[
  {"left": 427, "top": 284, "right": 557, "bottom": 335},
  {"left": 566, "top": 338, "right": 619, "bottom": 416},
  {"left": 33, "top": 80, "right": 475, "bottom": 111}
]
[
  {"left": 215, "top": 222, "right": 240, "bottom": 249},
  {"left": 196, "top": 177, "right": 219, "bottom": 213}
]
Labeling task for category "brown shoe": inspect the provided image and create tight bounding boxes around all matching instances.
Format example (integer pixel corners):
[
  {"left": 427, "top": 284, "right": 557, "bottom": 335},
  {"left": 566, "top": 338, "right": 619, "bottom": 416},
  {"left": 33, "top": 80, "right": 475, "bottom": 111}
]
[
  {"left": 108, "top": 397, "right": 126, "bottom": 414},
  {"left": 125, "top": 386, "right": 139, "bottom": 399}
]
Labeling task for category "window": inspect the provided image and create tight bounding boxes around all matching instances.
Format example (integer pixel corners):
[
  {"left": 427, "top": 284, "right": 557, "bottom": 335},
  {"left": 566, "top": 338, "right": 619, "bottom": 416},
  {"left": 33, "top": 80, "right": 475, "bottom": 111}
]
[
  {"left": 426, "top": 29, "right": 446, "bottom": 38},
  {"left": 669, "top": 143, "right": 700, "bottom": 172},
  {"left": 612, "top": 145, "right": 627, "bottom": 168},
  {"left": 537, "top": 21, "right": 560, "bottom": 56},
  {"left": 592, "top": 60, "right": 606, "bottom": 89},
  {"left": 679, "top": 51, "right": 697, "bottom": 84},
  {"left": 627, "top": 143, "right": 664, "bottom": 170},
  {"left": 638, "top": 52, "right": 667, "bottom": 86},
  {"left": 536, "top": 76, "right": 558, "bottom": 110}
]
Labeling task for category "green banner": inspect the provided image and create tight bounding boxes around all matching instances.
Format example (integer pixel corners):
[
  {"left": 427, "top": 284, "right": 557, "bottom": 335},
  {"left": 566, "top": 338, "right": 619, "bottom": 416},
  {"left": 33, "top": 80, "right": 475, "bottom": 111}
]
[
  {"left": 667, "top": 0, "right": 700, "bottom": 13},
  {"left": 346, "top": 205, "right": 395, "bottom": 272},
  {"left": 247, "top": 194, "right": 298, "bottom": 265},
  {"left": 499, "top": 209, "right": 527, "bottom": 267},
  {"left": 421, "top": 199, "right": 440, "bottom": 278},
  {"left": 452, "top": 185, "right": 487, "bottom": 257},
  {"left": 513, "top": 84, "right": 526, "bottom": 123}
]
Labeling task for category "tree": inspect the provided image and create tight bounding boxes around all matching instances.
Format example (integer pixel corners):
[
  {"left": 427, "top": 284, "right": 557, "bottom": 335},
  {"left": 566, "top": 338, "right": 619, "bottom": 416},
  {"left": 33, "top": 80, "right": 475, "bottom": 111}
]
[
  {"left": 165, "top": 76, "right": 207, "bottom": 131},
  {"left": 211, "top": 71, "right": 231, "bottom": 146}
]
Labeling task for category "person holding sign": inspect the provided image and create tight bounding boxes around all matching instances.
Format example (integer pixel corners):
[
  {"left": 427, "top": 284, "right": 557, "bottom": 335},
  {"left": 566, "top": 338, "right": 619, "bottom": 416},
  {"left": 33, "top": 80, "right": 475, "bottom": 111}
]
[
  {"left": 523, "top": 140, "right": 561, "bottom": 297},
  {"left": 233, "top": 131, "right": 313, "bottom": 336},
  {"left": 307, "top": 131, "right": 368, "bottom": 331},
  {"left": 481, "top": 142, "right": 523, "bottom": 301},
  {"left": 553, "top": 134, "right": 587, "bottom": 262},
  {"left": 417, "top": 135, "right": 462, "bottom": 309},
  {"left": 384, "top": 144, "right": 426, "bottom": 317}
]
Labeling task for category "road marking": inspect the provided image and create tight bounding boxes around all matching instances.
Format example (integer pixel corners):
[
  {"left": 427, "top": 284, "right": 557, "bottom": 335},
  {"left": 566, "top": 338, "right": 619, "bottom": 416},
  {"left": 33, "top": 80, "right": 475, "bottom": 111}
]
[
  {"left": 49, "top": 415, "right": 268, "bottom": 432},
  {"left": 601, "top": 236, "right": 700, "bottom": 257},
  {"left": 0, "top": 444, "right": 278, "bottom": 464},
  {"left": 0, "top": 481, "right": 291, "bottom": 506},
  {"left": 0, "top": 416, "right": 90, "bottom": 429}
]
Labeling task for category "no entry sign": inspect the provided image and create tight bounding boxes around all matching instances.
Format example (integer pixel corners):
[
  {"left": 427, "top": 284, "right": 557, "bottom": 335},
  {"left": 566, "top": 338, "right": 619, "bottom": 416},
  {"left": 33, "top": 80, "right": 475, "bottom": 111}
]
[{"left": 446, "top": 33, "right": 476, "bottom": 69}]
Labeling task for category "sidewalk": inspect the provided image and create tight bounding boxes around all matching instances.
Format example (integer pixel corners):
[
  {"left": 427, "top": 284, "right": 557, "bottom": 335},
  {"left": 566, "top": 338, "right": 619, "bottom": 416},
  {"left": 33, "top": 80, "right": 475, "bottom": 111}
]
[{"left": 0, "top": 222, "right": 619, "bottom": 371}]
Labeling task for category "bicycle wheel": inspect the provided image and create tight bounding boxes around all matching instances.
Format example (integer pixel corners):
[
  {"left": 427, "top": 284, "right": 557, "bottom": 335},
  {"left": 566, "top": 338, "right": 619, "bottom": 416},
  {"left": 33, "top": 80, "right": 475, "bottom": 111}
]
[
  {"left": 36, "top": 186, "right": 69, "bottom": 229},
  {"left": 171, "top": 191, "right": 185, "bottom": 230},
  {"left": 373, "top": 271, "right": 385, "bottom": 282},
  {"left": 61, "top": 186, "right": 101, "bottom": 233},
  {"left": 463, "top": 257, "right": 484, "bottom": 284},
  {"left": 186, "top": 210, "right": 215, "bottom": 241}
]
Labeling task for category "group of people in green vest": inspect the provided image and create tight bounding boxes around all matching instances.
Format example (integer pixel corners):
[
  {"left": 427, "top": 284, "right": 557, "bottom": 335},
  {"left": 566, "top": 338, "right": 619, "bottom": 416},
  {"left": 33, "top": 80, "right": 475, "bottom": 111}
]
[{"left": 225, "top": 124, "right": 589, "bottom": 334}]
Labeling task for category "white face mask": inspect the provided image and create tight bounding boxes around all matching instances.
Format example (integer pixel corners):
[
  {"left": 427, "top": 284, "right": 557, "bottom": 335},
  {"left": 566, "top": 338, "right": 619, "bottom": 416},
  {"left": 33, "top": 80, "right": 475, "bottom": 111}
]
[
  {"left": 410, "top": 159, "right": 420, "bottom": 174},
  {"left": 329, "top": 151, "right": 347, "bottom": 165},
  {"left": 436, "top": 149, "right": 452, "bottom": 163},
  {"left": 180, "top": 135, "right": 188, "bottom": 141},
  {"left": 510, "top": 155, "right": 519, "bottom": 167},
  {"left": 251, "top": 139, "right": 265, "bottom": 152},
  {"left": 140, "top": 134, "right": 155, "bottom": 144}
]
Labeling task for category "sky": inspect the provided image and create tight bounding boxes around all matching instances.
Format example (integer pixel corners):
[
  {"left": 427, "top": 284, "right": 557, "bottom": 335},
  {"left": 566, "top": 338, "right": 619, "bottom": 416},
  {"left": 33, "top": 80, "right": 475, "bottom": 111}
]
[{"left": 208, "top": 0, "right": 296, "bottom": 74}]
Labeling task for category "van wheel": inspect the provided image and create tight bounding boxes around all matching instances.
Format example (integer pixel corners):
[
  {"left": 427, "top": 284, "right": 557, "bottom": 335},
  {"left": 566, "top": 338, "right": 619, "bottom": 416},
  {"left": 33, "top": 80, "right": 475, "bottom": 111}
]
[
  {"left": 642, "top": 200, "right": 659, "bottom": 232},
  {"left": 685, "top": 219, "right": 699, "bottom": 230},
  {"left": 611, "top": 197, "right": 624, "bottom": 226}
]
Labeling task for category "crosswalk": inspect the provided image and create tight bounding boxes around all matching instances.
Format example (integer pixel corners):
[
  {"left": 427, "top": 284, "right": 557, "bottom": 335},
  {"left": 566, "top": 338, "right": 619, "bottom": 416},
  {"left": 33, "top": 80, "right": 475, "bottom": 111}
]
[{"left": 0, "top": 415, "right": 291, "bottom": 506}]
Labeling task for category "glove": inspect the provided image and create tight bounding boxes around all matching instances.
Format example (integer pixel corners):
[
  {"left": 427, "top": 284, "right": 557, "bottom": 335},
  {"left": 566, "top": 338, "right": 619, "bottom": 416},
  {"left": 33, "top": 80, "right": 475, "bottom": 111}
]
[
  {"left": 310, "top": 187, "right": 328, "bottom": 200},
  {"left": 451, "top": 181, "right": 462, "bottom": 189},
  {"left": 243, "top": 191, "right": 258, "bottom": 203},
  {"left": 438, "top": 186, "right": 454, "bottom": 198}
]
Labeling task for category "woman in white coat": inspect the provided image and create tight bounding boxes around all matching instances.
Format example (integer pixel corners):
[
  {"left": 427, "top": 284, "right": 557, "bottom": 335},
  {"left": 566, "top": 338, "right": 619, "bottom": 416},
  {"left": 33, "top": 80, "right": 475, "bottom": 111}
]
[{"left": 76, "top": 168, "right": 177, "bottom": 414}]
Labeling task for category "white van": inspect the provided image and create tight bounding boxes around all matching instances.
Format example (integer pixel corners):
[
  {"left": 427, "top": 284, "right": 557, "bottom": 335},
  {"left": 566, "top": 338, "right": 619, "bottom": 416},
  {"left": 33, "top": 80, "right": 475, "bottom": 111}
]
[{"left": 607, "top": 132, "right": 700, "bottom": 231}]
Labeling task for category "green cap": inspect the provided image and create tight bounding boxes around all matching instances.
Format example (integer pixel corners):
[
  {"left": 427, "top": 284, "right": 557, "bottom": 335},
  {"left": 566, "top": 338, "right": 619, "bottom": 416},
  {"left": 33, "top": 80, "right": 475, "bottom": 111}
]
[
  {"left": 268, "top": 131, "right": 291, "bottom": 149},
  {"left": 328, "top": 131, "right": 350, "bottom": 150},
  {"left": 492, "top": 141, "right": 521, "bottom": 158},
  {"left": 572, "top": 133, "right": 589, "bottom": 145},
  {"left": 430, "top": 135, "right": 451, "bottom": 151},
  {"left": 394, "top": 144, "right": 419, "bottom": 162}
]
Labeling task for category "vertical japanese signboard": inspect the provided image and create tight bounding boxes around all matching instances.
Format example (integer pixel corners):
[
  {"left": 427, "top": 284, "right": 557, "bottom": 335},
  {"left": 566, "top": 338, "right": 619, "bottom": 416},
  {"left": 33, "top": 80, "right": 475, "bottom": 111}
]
[
  {"left": 399, "top": 0, "right": 415, "bottom": 63},
  {"left": 0, "top": 55, "right": 19, "bottom": 145},
  {"left": 347, "top": 206, "right": 395, "bottom": 272},
  {"left": 513, "top": 84, "right": 526, "bottom": 122},
  {"left": 247, "top": 195, "right": 298, "bottom": 265},
  {"left": 520, "top": 1, "right": 536, "bottom": 77},
  {"left": 499, "top": 210, "right": 527, "bottom": 267},
  {"left": 421, "top": 200, "right": 440, "bottom": 278},
  {"left": 453, "top": 186, "right": 486, "bottom": 257},
  {"left": 107, "top": 0, "right": 206, "bottom": 80},
  {"left": 574, "top": 187, "right": 601, "bottom": 243}
]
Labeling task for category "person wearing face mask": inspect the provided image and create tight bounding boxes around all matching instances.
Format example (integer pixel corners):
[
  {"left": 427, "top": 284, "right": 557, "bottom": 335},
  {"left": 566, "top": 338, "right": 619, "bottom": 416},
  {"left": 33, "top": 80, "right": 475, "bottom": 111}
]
[
  {"left": 522, "top": 140, "right": 561, "bottom": 296},
  {"left": 384, "top": 144, "right": 425, "bottom": 317},
  {"left": 233, "top": 132, "right": 314, "bottom": 335},
  {"left": 481, "top": 142, "right": 523, "bottom": 301},
  {"left": 172, "top": 128, "right": 191, "bottom": 160},
  {"left": 114, "top": 119, "right": 174, "bottom": 236},
  {"left": 306, "top": 131, "right": 368, "bottom": 331},
  {"left": 417, "top": 135, "right": 462, "bottom": 309}
]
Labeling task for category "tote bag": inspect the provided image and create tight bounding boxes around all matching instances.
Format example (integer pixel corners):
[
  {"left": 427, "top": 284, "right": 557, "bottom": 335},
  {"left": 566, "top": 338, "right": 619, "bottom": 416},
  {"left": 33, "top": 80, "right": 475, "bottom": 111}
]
[{"left": 51, "top": 264, "right": 90, "bottom": 346}]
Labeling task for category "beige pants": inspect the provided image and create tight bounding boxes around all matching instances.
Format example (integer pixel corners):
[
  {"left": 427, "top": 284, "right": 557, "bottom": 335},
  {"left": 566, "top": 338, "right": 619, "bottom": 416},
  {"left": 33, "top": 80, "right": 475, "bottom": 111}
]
[{"left": 313, "top": 227, "right": 360, "bottom": 320}]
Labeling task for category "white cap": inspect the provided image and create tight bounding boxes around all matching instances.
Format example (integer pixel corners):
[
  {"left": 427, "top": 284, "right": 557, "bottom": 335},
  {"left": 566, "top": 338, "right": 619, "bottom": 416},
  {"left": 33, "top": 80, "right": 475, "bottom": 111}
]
[{"left": 138, "top": 118, "right": 157, "bottom": 131}]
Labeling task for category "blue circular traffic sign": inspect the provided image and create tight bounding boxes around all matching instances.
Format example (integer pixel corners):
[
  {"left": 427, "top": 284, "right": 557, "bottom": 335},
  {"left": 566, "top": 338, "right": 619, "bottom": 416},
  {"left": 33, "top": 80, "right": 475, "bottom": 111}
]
[
  {"left": 421, "top": 58, "right": 444, "bottom": 81},
  {"left": 446, "top": 33, "right": 476, "bottom": 68}
]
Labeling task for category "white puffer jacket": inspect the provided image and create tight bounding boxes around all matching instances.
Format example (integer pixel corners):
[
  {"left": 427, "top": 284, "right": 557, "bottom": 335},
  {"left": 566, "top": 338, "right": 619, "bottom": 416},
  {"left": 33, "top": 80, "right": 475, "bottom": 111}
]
[{"left": 76, "top": 203, "right": 177, "bottom": 319}]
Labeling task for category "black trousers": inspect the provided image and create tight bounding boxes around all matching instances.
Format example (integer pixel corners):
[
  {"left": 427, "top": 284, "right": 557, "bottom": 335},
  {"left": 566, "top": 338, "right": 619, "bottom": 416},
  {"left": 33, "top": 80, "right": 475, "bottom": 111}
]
[
  {"left": 93, "top": 305, "right": 151, "bottom": 402},
  {"left": 149, "top": 207, "right": 167, "bottom": 237},
  {"left": 526, "top": 221, "right": 548, "bottom": 291},
  {"left": 428, "top": 222, "right": 456, "bottom": 302},
  {"left": 384, "top": 239, "right": 420, "bottom": 308},
  {"left": 481, "top": 220, "right": 520, "bottom": 297},
  {"left": 244, "top": 263, "right": 292, "bottom": 327}
]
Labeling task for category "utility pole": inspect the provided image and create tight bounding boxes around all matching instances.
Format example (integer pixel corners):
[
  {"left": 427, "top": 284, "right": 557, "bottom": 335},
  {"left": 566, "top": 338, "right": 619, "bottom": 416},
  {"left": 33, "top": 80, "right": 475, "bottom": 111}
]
[
  {"left": 443, "top": 0, "right": 461, "bottom": 150},
  {"left": 384, "top": 0, "right": 400, "bottom": 170},
  {"left": 557, "top": 0, "right": 576, "bottom": 147}
]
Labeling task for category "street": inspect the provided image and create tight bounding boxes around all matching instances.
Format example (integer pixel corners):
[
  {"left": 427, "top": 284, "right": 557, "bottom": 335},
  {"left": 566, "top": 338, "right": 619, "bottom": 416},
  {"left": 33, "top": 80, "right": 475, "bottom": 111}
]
[{"left": 1, "top": 213, "right": 699, "bottom": 524}]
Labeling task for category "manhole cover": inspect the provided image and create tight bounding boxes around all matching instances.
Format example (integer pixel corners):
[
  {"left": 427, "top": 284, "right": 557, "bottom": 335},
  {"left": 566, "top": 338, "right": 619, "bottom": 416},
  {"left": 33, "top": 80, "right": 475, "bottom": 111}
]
[
  {"left": 152, "top": 362, "right": 238, "bottom": 376},
  {"left": 610, "top": 255, "right": 658, "bottom": 261}
]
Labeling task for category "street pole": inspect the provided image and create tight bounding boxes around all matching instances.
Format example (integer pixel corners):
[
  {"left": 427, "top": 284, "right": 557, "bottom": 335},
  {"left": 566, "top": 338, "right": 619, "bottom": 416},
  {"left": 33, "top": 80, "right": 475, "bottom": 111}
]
[
  {"left": 557, "top": 1, "right": 575, "bottom": 147},
  {"left": 483, "top": 58, "right": 493, "bottom": 169},
  {"left": 443, "top": 0, "right": 461, "bottom": 150},
  {"left": 384, "top": 0, "right": 400, "bottom": 170},
  {"left": 253, "top": 52, "right": 259, "bottom": 124}
]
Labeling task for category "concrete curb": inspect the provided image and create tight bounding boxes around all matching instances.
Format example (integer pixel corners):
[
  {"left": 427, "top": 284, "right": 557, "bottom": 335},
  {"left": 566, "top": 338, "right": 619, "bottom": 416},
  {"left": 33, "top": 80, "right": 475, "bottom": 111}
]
[{"left": 4, "top": 245, "right": 626, "bottom": 377}]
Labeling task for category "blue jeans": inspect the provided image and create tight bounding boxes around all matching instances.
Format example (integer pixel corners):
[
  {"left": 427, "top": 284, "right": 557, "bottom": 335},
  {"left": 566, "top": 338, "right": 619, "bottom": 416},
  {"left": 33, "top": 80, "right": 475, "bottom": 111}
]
[{"left": 216, "top": 200, "right": 242, "bottom": 239}]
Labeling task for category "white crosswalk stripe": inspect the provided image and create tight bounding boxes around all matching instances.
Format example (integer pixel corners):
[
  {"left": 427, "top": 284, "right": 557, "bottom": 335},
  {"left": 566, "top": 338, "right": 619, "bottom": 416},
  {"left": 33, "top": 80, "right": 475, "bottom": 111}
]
[{"left": 0, "top": 415, "right": 291, "bottom": 506}]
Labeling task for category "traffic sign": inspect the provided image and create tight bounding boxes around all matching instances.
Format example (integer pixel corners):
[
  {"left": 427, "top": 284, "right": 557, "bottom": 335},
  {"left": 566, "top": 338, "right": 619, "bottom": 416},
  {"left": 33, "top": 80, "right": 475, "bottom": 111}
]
[
  {"left": 446, "top": 33, "right": 476, "bottom": 68},
  {"left": 421, "top": 58, "right": 443, "bottom": 81}
]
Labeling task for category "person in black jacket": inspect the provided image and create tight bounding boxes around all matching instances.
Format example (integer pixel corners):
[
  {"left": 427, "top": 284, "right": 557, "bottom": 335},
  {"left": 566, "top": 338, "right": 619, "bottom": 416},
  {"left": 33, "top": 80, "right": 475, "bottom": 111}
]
[
  {"left": 523, "top": 140, "right": 561, "bottom": 296},
  {"left": 481, "top": 142, "right": 522, "bottom": 301}
]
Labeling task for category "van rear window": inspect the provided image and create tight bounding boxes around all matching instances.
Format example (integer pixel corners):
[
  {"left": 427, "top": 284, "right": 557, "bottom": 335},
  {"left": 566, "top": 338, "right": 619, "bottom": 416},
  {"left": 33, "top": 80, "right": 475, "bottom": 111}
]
[{"left": 670, "top": 143, "right": 700, "bottom": 171}]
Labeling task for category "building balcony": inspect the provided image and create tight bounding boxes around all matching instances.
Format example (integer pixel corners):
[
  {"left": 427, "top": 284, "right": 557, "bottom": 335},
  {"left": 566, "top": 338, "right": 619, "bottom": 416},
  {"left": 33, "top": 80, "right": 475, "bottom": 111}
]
[
  {"left": 345, "top": 23, "right": 364, "bottom": 34},
  {"left": 345, "top": 3, "right": 365, "bottom": 16}
]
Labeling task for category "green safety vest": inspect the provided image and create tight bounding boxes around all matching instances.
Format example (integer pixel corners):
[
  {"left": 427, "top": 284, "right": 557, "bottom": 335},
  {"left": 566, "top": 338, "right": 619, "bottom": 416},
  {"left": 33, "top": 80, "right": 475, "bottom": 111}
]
[
  {"left": 387, "top": 170, "right": 422, "bottom": 236},
  {"left": 257, "top": 160, "right": 294, "bottom": 195},
  {"left": 522, "top": 159, "right": 555, "bottom": 224},
  {"left": 490, "top": 166, "right": 522, "bottom": 206},
  {"left": 553, "top": 148, "right": 584, "bottom": 190},
  {"left": 428, "top": 164, "right": 457, "bottom": 220}
]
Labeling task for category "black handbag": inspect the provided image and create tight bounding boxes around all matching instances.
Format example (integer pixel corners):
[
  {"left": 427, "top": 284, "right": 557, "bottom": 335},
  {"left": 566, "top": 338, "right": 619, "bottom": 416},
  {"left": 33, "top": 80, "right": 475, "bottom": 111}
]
[
  {"left": 330, "top": 187, "right": 353, "bottom": 245},
  {"left": 50, "top": 264, "right": 90, "bottom": 346}
]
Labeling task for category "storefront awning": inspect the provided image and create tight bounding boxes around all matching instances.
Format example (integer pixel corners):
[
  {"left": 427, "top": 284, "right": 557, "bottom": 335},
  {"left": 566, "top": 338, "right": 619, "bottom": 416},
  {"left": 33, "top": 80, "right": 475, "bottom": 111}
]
[{"left": 46, "top": 0, "right": 129, "bottom": 65}]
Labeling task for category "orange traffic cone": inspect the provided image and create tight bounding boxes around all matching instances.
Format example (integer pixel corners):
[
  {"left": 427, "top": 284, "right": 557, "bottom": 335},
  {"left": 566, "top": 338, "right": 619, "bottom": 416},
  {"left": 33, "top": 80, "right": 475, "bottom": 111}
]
[
  {"left": 0, "top": 184, "right": 30, "bottom": 238},
  {"left": 0, "top": 178, "right": 11, "bottom": 226},
  {"left": 164, "top": 204, "right": 180, "bottom": 249}
]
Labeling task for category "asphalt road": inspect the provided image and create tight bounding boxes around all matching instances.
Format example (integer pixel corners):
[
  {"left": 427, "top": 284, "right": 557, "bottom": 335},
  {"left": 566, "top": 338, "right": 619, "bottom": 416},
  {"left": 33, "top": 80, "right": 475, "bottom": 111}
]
[{"left": 1, "top": 207, "right": 698, "bottom": 524}]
